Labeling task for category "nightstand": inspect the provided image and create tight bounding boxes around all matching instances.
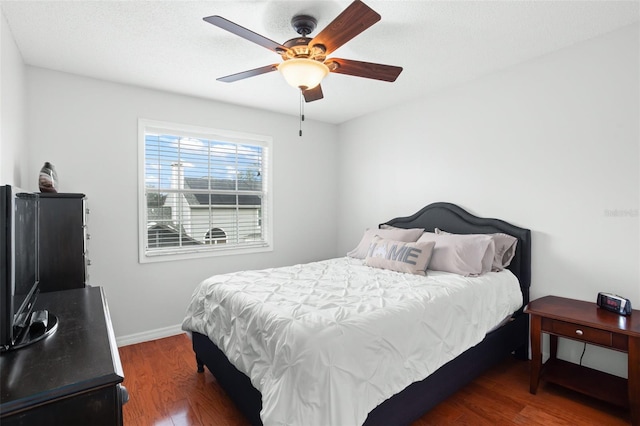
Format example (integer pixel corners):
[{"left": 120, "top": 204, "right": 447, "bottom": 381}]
[{"left": 525, "top": 295, "right": 639, "bottom": 425}]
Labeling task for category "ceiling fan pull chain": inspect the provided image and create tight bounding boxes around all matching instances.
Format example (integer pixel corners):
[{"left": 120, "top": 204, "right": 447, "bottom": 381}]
[{"left": 299, "top": 89, "right": 305, "bottom": 137}]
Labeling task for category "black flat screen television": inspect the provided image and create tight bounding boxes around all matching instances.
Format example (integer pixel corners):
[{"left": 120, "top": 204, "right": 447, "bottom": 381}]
[{"left": 0, "top": 184, "right": 40, "bottom": 351}]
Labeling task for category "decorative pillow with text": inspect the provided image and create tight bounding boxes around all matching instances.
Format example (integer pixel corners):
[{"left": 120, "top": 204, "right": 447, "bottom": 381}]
[
  {"left": 347, "top": 227, "right": 424, "bottom": 259},
  {"left": 364, "top": 236, "right": 436, "bottom": 276}
]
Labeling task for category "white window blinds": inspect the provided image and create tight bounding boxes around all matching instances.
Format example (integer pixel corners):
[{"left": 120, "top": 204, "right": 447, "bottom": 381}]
[{"left": 138, "top": 120, "right": 272, "bottom": 262}]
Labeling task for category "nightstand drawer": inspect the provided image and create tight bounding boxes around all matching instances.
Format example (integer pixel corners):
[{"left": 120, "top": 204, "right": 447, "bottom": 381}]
[{"left": 542, "top": 318, "right": 612, "bottom": 347}]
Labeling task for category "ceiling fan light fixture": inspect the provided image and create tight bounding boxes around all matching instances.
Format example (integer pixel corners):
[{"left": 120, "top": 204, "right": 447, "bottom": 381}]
[{"left": 278, "top": 58, "right": 329, "bottom": 90}]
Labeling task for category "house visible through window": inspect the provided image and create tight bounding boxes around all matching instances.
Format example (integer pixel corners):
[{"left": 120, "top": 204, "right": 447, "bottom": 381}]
[{"left": 138, "top": 119, "right": 272, "bottom": 262}]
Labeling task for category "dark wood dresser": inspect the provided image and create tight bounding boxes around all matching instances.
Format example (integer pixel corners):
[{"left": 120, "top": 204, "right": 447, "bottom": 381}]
[
  {"left": 0, "top": 287, "right": 127, "bottom": 425},
  {"left": 39, "top": 193, "right": 89, "bottom": 292}
]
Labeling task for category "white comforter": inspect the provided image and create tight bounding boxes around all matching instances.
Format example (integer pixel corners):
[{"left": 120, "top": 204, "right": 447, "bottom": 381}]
[{"left": 181, "top": 257, "right": 523, "bottom": 426}]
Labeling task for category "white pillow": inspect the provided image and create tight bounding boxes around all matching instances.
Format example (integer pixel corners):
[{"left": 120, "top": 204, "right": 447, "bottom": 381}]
[
  {"left": 347, "top": 227, "right": 424, "bottom": 259},
  {"left": 417, "top": 232, "right": 495, "bottom": 276},
  {"left": 365, "top": 236, "right": 436, "bottom": 276},
  {"left": 435, "top": 228, "right": 517, "bottom": 271}
]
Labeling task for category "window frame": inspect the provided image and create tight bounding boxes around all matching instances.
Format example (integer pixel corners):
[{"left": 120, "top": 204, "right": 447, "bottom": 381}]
[{"left": 138, "top": 119, "right": 273, "bottom": 263}]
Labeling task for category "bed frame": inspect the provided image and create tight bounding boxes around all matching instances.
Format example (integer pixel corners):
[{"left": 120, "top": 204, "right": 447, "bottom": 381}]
[{"left": 191, "top": 202, "right": 531, "bottom": 425}]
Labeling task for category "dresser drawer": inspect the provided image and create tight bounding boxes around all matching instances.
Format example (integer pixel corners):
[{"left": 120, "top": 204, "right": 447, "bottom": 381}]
[{"left": 542, "top": 318, "right": 614, "bottom": 347}]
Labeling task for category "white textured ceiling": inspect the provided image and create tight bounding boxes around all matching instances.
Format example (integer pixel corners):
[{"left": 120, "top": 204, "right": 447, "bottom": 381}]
[{"left": 2, "top": 1, "right": 638, "bottom": 124}]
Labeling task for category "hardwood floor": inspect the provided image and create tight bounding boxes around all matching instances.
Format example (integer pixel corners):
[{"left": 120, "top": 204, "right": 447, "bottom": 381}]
[{"left": 119, "top": 334, "right": 631, "bottom": 425}]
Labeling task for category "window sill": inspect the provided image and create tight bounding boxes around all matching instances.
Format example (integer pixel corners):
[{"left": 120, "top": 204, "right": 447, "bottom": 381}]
[{"left": 139, "top": 243, "right": 273, "bottom": 263}]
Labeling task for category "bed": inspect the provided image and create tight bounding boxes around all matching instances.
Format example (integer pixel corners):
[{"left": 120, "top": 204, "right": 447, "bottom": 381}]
[{"left": 182, "top": 202, "right": 531, "bottom": 425}]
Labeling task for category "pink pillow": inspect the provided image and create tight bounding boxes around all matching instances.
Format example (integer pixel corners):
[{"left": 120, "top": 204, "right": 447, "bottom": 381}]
[
  {"left": 417, "top": 232, "right": 495, "bottom": 276},
  {"left": 435, "top": 228, "right": 517, "bottom": 271}
]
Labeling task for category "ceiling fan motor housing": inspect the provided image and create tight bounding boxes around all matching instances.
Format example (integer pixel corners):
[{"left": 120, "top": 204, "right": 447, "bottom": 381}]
[{"left": 282, "top": 37, "right": 326, "bottom": 61}]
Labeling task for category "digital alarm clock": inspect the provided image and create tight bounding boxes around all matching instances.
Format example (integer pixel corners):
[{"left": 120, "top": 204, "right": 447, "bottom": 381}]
[{"left": 596, "top": 292, "right": 632, "bottom": 315}]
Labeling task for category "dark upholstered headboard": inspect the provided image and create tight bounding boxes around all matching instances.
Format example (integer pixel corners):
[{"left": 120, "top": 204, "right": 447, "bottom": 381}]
[{"left": 381, "top": 202, "right": 531, "bottom": 310}]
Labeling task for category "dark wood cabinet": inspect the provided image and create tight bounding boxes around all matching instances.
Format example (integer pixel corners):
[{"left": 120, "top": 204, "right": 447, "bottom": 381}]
[
  {"left": 0, "top": 287, "right": 126, "bottom": 425},
  {"left": 38, "top": 193, "right": 88, "bottom": 292},
  {"left": 525, "top": 296, "right": 639, "bottom": 425}
]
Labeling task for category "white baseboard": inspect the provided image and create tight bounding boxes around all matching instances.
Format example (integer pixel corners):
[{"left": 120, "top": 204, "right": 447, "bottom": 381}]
[{"left": 116, "top": 324, "right": 185, "bottom": 347}]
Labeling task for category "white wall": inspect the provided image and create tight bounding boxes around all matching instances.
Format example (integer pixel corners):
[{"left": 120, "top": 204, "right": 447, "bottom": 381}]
[
  {"left": 337, "top": 24, "right": 639, "bottom": 378},
  {"left": 25, "top": 68, "right": 339, "bottom": 343},
  {"left": 0, "top": 9, "right": 27, "bottom": 186}
]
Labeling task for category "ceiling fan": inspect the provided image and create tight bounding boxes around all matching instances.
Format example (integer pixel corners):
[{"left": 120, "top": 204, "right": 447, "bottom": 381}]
[{"left": 203, "top": 0, "right": 403, "bottom": 102}]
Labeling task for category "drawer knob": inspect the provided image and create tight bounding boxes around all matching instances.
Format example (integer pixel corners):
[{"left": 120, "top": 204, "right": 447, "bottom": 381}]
[{"left": 575, "top": 329, "right": 584, "bottom": 336}]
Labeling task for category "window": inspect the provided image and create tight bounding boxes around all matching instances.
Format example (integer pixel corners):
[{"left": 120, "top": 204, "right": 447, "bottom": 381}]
[
  {"left": 204, "top": 227, "right": 227, "bottom": 244},
  {"left": 138, "top": 119, "right": 272, "bottom": 263}
]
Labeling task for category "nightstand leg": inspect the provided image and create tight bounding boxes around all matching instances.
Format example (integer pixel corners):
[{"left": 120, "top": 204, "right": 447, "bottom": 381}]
[
  {"left": 530, "top": 314, "right": 542, "bottom": 394},
  {"left": 549, "top": 335, "right": 558, "bottom": 361},
  {"left": 629, "top": 336, "right": 639, "bottom": 426}
]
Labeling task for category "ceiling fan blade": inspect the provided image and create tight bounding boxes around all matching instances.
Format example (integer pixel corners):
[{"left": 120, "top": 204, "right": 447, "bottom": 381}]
[
  {"left": 203, "top": 16, "right": 288, "bottom": 54},
  {"left": 327, "top": 58, "right": 402, "bottom": 82},
  {"left": 309, "top": 0, "right": 380, "bottom": 55},
  {"left": 303, "top": 85, "right": 324, "bottom": 102},
  {"left": 217, "top": 64, "right": 279, "bottom": 83}
]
